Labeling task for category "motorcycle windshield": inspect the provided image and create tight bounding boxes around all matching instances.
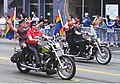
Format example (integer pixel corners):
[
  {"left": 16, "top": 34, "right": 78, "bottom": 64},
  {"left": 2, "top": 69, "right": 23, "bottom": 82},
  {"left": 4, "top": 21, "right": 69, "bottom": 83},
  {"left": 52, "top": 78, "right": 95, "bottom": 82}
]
[{"left": 90, "top": 25, "right": 97, "bottom": 39}]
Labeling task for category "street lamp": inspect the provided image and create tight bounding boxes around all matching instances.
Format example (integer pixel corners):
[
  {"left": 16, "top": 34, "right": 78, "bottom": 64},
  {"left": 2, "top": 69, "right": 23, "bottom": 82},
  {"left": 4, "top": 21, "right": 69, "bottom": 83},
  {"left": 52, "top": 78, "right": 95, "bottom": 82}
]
[
  {"left": 82, "top": 0, "right": 84, "bottom": 19},
  {"left": 101, "top": 0, "right": 103, "bottom": 17}
]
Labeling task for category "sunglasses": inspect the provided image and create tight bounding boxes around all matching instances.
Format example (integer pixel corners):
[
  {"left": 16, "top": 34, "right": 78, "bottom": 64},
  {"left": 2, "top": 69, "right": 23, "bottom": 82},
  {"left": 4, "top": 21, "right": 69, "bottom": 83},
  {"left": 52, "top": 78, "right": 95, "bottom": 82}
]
[{"left": 32, "top": 25, "right": 36, "bottom": 26}]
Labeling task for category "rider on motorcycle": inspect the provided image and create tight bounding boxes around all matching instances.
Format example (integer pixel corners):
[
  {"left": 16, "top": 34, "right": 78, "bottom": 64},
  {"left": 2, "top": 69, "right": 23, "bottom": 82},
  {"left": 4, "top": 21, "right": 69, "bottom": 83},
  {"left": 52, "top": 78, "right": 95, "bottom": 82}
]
[
  {"left": 7, "top": 19, "right": 28, "bottom": 49},
  {"left": 64, "top": 19, "right": 75, "bottom": 54},
  {"left": 26, "top": 21, "right": 52, "bottom": 68},
  {"left": 73, "top": 21, "right": 86, "bottom": 56},
  {"left": 64, "top": 18, "right": 86, "bottom": 56},
  {"left": 7, "top": 19, "right": 30, "bottom": 62}
]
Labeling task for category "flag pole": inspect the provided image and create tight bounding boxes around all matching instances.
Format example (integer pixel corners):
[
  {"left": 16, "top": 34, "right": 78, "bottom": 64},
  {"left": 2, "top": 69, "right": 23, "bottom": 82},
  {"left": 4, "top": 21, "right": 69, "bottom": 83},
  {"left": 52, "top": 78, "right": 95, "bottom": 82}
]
[
  {"left": 58, "top": 9, "right": 63, "bottom": 26},
  {"left": 13, "top": 7, "right": 16, "bottom": 52}
]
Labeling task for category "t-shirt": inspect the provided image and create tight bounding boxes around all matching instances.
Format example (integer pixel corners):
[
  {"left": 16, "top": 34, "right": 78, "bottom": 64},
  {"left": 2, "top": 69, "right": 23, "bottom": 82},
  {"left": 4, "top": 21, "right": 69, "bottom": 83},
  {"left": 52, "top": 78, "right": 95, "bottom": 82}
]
[
  {"left": 27, "top": 28, "right": 43, "bottom": 44},
  {"left": 17, "top": 27, "right": 29, "bottom": 42}
]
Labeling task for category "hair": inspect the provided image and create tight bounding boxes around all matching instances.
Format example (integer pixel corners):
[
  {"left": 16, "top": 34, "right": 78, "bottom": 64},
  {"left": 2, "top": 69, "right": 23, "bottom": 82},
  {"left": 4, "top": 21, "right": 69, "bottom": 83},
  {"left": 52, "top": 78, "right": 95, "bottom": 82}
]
[
  {"left": 99, "top": 18, "right": 104, "bottom": 23},
  {"left": 106, "top": 15, "right": 111, "bottom": 22},
  {"left": 5, "top": 14, "right": 10, "bottom": 19}
]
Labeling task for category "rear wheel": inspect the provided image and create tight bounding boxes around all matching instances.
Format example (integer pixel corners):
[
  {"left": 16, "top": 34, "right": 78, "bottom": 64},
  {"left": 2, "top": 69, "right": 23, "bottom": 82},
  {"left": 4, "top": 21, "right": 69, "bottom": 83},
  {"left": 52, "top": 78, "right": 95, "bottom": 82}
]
[
  {"left": 57, "top": 56, "right": 76, "bottom": 80},
  {"left": 96, "top": 46, "right": 112, "bottom": 65},
  {"left": 16, "top": 63, "right": 31, "bottom": 73}
]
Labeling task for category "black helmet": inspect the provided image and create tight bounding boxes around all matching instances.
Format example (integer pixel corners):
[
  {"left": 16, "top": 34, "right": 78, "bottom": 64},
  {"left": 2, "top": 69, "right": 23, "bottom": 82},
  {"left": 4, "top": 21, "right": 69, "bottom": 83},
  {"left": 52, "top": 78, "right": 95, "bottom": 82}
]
[
  {"left": 18, "top": 20, "right": 25, "bottom": 24},
  {"left": 30, "top": 21, "right": 37, "bottom": 27}
]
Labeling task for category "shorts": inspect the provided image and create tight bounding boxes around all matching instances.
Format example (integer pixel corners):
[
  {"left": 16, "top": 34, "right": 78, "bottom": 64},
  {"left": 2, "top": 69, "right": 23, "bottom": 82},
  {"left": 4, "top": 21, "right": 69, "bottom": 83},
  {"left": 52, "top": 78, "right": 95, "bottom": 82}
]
[{"left": 0, "top": 24, "right": 6, "bottom": 30}]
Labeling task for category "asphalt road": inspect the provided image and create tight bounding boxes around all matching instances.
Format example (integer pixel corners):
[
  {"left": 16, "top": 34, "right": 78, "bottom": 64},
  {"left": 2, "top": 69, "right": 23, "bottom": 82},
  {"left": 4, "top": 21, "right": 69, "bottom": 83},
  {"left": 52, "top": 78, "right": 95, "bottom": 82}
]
[{"left": 0, "top": 38, "right": 120, "bottom": 83}]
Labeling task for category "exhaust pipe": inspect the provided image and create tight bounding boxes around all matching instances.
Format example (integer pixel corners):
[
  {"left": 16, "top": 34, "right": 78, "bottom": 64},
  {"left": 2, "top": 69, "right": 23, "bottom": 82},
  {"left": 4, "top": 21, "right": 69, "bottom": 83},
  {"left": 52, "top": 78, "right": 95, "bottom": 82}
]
[{"left": 21, "top": 64, "right": 40, "bottom": 70}]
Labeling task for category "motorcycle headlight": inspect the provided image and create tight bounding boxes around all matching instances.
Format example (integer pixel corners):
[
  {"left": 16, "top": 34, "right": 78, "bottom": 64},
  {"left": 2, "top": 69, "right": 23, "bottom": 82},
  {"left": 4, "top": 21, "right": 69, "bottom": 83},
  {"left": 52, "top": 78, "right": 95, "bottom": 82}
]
[{"left": 55, "top": 43, "right": 61, "bottom": 48}]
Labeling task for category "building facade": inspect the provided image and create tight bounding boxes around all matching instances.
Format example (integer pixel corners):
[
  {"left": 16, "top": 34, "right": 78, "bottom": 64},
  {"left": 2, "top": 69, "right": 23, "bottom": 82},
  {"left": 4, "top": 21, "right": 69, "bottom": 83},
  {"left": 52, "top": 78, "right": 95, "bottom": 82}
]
[
  {"left": 68, "top": 0, "right": 120, "bottom": 20},
  {"left": 0, "top": 0, "right": 120, "bottom": 23}
]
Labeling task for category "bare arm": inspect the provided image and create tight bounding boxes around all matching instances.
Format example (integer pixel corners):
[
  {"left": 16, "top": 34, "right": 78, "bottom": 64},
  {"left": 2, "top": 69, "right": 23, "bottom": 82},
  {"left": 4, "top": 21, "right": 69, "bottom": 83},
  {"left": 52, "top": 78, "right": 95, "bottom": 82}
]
[
  {"left": 42, "top": 34, "right": 52, "bottom": 40},
  {"left": 75, "top": 31, "right": 81, "bottom": 35},
  {"left": 36, "top": 22, "right": 44, "bottom": 28},
  {"left": 11, "top": 25, "right": 18, "bottom": 32},
  {"left": 7, "top": 20, "right": 18, "bottom": 32},
  {"left": 28, "top": 35, "right": 39, "bottom": 42}
]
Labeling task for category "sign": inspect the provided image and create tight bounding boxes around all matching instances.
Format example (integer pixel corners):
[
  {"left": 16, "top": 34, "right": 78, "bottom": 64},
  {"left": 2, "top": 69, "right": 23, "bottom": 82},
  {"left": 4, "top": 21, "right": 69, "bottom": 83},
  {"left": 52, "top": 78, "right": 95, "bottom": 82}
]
[{"left": 106, "top": 4, "right": 118, "bottom": 20}]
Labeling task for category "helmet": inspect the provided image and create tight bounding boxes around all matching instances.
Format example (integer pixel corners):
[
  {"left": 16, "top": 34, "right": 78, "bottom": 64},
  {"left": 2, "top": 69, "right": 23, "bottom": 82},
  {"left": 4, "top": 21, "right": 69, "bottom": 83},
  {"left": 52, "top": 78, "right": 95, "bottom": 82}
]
[
  {"left": 30, "top": 21, "right": 37, "bottom": 27},
  {"left": 68, "top": 21, "right": 74, "bottom": 27},
  {"left": 18, "top": 20, "right": 25, "bottom": 24}
]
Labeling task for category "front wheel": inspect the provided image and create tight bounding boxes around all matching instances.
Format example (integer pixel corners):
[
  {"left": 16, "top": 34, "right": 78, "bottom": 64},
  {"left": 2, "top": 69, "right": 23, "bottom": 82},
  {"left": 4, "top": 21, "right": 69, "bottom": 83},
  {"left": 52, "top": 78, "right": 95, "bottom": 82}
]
[
  {"left": 96, "top": 46, "right": 112, "bottom": 65},
  {"left": 16, "top": 63, "right": 31, "bottom": 73},
  {"left": 57, "top": 56, "right": 76, "bottom": 80}
]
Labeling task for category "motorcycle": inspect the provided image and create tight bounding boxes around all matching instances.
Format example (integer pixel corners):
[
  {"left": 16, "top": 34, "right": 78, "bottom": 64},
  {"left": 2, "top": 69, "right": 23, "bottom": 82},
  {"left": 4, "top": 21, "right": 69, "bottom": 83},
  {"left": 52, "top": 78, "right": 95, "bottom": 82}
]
[
  {"left": 63, "top": 26, "right": 112, "bottom": 65},
  {"left": 10, "top": 36, "right": 76, "bottom": 80}
]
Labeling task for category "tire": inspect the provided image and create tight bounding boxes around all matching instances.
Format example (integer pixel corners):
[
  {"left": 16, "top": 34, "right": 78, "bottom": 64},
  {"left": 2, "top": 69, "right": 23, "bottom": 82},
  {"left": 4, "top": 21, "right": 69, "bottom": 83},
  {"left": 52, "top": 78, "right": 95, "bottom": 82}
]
[
  {"left": 96, "top": 46, "right": 112, "bottom": 65},
  {"left": 57, "top": 56, "right": 76, "bottom": 80},
  {"left": 16, "top": 63, "right": 31, "bottom": 73}
]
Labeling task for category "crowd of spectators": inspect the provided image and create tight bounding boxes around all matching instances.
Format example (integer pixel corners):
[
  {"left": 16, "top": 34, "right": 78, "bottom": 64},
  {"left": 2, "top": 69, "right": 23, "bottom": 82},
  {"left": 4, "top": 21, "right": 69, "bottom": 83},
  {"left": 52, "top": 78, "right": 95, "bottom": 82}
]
[
  {"left": 82, "top": 13, "right": 120, "bottom": 47},
  {"left": 0, "top": 13, "right": 54, "bottom": 38}
]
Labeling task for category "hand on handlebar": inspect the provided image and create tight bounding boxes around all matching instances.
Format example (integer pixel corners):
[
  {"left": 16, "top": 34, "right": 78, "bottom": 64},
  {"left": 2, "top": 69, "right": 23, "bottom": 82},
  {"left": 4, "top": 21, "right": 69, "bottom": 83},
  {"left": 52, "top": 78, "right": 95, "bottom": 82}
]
[
  {"left": 47, "top": 37, "right": 53, "bottom": 40},
  {"left": 34, "top": 39, "right": 40, "bottom": 42}
]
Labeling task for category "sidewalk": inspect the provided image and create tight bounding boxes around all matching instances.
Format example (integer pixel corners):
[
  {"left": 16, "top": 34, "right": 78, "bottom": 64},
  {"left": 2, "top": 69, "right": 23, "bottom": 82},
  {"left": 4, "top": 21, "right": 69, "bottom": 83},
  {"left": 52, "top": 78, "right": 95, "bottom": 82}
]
[{"left": 0, "top": 38, "right": 19, "bottom": 45}]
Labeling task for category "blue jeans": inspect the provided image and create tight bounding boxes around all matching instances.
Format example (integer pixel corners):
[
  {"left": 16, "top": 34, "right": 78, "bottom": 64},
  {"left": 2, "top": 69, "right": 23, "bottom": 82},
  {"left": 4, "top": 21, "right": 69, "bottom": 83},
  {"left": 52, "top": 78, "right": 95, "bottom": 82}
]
[
  {"left": 41, "top": 28, "right": 45, "bottom": 34},
  {"left": 45, "top": 29, "right": 51, "bottom": 36},
  {"left": 101, "top": 29, "right": 107, "bottom": 42},
  {"left": 96, "top": 28, "right": 102, "bottom": 41},
  {"left": 107, "top": 32, "right": 116, "bottom": 45}
]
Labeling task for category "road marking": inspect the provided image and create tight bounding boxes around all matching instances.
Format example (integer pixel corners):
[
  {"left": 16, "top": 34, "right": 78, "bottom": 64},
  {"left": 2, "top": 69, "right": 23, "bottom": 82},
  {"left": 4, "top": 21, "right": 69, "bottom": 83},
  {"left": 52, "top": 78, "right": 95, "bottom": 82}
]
[
  {"left": 0, "top": 56, "right": 120, "bottom": 77},
  {"left": 77, "top": 68, "right": 120, "bottom": 77},
  {"left": 70, "top": 78, "right": 80, "bottom": 82},
  {"left": 0, "top": 56, "right": 10, "bottom": 60}
]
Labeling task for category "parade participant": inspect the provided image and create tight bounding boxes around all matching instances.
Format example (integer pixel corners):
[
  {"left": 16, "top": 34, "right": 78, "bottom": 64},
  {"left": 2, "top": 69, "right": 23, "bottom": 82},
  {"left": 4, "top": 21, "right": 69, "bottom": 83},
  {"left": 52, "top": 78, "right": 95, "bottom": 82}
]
[
  {"left": 64, "top": 19, "right": 75, "bottom": 54},
  {"left": 26, "top": 21, "right": 52, "bottom": 68},
  {"left": 73, "top": 20, "right": 86, "bottom": 56},
  {"left": 64, "top": 19, "right": 86, "bottom": 55},
  {"left": 7, "top": 19, "right": 30, "bottom": 63},
  {"left": 7, "top": 19, "right": 29, "bottom": 49}
]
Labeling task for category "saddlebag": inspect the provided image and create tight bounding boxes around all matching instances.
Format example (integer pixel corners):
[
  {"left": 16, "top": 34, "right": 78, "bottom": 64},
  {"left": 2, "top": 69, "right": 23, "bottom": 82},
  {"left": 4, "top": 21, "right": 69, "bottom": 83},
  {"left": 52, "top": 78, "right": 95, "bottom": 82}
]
[{"left": 10, "top": 50, "right": 23, "bottom": 63}]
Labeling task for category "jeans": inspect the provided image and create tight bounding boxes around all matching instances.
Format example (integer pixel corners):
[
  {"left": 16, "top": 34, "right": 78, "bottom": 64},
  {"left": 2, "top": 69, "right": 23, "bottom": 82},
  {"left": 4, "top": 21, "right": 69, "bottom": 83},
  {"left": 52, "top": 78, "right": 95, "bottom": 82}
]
[
  {"left": 45, "top": 29, "right": 51, "bottom": 36},
  {"left": 27, "top": 44, "right": 42, "bottom": 64},
  {"left": 116, "top": 30, "right": 120, "bottom": 44},
  {"left": 96, "top": 28, "right": 102, "bottom": 41},
  {"left": 101, "top": 29, "right": 107, "bottom": 42},
  {"left": 107, "top": 32, "right": 116, "bottom": 45},
  {"left": 41, "top": 28, "right": 45, "bottom": 34}
]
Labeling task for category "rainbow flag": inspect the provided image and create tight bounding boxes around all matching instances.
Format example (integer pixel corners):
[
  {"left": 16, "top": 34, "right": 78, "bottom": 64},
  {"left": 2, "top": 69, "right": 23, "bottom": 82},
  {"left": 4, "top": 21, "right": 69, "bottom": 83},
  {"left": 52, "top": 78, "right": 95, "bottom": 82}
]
[
  {"left": 6, "top": 9, "right": 16, "bottom": 40},
  {"left": 54, "top": 10, "right": 64, "bottom": 36}
]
